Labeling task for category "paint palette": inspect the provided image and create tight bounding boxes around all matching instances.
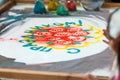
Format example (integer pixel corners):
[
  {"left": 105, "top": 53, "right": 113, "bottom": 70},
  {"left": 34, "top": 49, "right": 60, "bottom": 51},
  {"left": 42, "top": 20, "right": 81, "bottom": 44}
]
[{"left": 0, "top": 17, "right": 108, "bottom": 64}]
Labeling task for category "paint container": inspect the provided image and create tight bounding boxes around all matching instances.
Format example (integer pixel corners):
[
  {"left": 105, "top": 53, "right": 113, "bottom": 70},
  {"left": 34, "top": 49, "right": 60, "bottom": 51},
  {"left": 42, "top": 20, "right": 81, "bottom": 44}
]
[
  {"left": 47, "top": 0, "right": 59, "bottom": 12},
  {"left": 66, "top": 0, "right": 77, "bottom": 11},
  {"left": 81, "top": 0, "right": 104, "bottom": 11},
  {"left": 34, "top": 0, "right": 47, "bottom": 14}
]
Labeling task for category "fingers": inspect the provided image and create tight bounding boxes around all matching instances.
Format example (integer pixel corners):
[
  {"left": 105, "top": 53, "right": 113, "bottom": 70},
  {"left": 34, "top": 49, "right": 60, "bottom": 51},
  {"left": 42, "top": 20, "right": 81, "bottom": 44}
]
[
  {"left": 103, "top": 29, "right": 111, "bottom": 45},
  {"left": 103, "top": 29, "right": 110, "bottom": 40},
  {"left": 103, "top": 40, "right": 110, "bottom": 45},
  {"left": 84, "top": 74, "right": 97, "bottom": 80}
]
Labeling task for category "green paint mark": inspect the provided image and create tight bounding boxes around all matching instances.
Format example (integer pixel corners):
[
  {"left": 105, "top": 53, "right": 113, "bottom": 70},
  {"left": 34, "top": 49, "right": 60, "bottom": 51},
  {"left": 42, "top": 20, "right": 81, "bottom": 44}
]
[
  {"left": 31, "top": 40, "right": 36, "bottom": 42},
  {"left": 46, "top": 41, "right": 54, "bottom": 44},
  {"left": 40, "top": 36, "right": 45, "bottom": 38},
  {"left": 82, "top": 29, "right": 91, "bottom": 32},
  {"left": 19, "top": 40, "right": 24, "bottom": 43},
  {"left": 35, "top": 26, "right": 42, "bottom": 29},
  {"left": 30, "top": 35, "right": 35, "bottom": 39},
  {"left": 85, "top": 36, "right": 93, "bottom": 38},
  {"left": 22, "top": 35, "right": 34, "bottom": 39},
  {"left": 74, "top": 41, "right": 81, "bottom": 44},
  {"left": 41, "top": 30, "right": 47, "bottom": 32},
  {"left": 65, "top": 25, "right": 70, "bottom": 28},
  {"left": 26, "top": 40, "right": 31, "bottom": 42},
  {"left": 53, "top": 23, "right": 64, "bottom": 26},
  {"left": 24, "top": 30, "right": 33, "bottom": 33},
  {"left": 21, "top": 36, "right": 27, "bottom": 38},
  {"left": 42, "top": 24, "right": 50, "bottom": 27}
]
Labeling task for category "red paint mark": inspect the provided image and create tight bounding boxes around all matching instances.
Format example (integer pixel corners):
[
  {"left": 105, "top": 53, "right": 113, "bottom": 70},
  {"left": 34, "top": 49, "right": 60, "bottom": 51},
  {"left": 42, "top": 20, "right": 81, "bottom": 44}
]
[
  {"left": 33, "top": 27, "right": 89, "bottom": 45},
  {"left": 0, "top": 37, "right": 4, "bottom": 41},
  {"left": 48, "top": 27, "right": 65, "bottom": 32},
  {"left": 67, "top": 27, "right": 82, "bottom": 32},
  {"left": 8, "top": 38, "right": 18, "bottom": 41},
  {"left": 34, "top": 31, "right": 52, "bottom": 36},
  {"left": 0, "top": 37, "right": 18, "bottom": 42}
]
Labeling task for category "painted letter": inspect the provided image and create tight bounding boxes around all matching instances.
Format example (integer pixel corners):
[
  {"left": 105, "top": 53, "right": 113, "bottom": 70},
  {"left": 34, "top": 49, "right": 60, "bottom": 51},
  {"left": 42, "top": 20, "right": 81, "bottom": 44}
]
[
  {"left": 39, "top": 47, "right": 52, "bottom": 52},
  {"left": 23, "top": 43, "right": 33, "bottom": 47},
  {"left": 30, "top": 46, "right": 43, "bottom": 50},
  {"left": 67, "top": 48, "right": 80, "bottom": 54}
]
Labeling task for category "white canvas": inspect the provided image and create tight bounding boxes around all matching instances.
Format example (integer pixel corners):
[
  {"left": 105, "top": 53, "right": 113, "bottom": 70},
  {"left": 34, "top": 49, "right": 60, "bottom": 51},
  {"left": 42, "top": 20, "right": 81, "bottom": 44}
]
[{"left": 0, "top": 17, "right": 108, "bottom": 64}]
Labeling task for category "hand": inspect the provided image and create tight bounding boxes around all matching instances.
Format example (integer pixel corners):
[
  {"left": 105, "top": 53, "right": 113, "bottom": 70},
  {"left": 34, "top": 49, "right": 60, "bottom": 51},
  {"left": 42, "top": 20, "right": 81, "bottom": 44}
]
[{"left": 83, "top": 74, "right": 97, "bottom": 80}]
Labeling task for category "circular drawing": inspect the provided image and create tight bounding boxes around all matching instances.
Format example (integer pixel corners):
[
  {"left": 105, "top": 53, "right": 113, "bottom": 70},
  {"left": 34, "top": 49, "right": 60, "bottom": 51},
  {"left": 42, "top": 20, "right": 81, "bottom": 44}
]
[{"left": 0, "top": 17, "right": 108, "bottom": 64}]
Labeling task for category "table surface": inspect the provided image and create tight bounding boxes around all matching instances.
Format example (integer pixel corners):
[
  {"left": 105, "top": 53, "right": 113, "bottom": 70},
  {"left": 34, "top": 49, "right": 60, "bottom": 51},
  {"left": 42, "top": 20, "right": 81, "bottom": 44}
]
[{"left": 0, "top": 3, "right": 117, "bottom": 77}]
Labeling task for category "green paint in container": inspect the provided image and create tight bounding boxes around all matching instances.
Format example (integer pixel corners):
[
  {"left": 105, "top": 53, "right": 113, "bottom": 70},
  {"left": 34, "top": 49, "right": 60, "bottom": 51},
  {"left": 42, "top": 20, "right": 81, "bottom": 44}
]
[{"left": 56, "top": 5, "right": 69, "bottom": 16}]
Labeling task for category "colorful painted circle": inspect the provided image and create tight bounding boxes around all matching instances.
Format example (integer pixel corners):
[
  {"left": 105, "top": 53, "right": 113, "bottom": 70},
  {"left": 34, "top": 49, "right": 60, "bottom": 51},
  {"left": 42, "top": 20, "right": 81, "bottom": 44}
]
[{"left": 0, "top": 17, "right": 108, "bottom": 64}]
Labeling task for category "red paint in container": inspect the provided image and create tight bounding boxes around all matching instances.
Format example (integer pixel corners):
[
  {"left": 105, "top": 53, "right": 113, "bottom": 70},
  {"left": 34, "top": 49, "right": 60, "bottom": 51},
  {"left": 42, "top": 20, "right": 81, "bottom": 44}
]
[{"left": 66, "top": 0, "right": 76, "bottom": 11}]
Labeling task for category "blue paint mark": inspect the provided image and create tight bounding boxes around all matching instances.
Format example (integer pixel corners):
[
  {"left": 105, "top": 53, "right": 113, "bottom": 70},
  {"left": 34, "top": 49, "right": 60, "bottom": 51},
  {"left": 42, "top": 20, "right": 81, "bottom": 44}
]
[
  {"left": 78, "top": 20, "right": 82, "bottom": 26},
  {"left": 23, "top": 43, "right": 33, "bottom": 47},
  {"left": 42, "top": 24, "right": 50, "bottom": 27},
  {"left": 24, "top": 30, "right": 33, "bottom": 33},
  {"left": 65, "top": 22, "right": 76, "bottom": 25},
  {"left": 35, "top": 26, "right": 42, "bottom": 29},
  {"left": 65, "top": 25, "right": 70, "bottom": 28},
  {"left": 30, "top": 46, "right": 43, "bottom": 50},
  {"left": 39, "top": 47, "right": 52, "bottom": 52},
  {"left": 67, "top": 48, "right": 80, "bottom": 54},
  {"left": 53, "top": 23, "right": 64, "bottom": 26},
  {"left": 18, "top": 40, "right": 24, "bottom": 43},
  {"left": 23, "top": 44, "right": 52, "bottom": 52}
]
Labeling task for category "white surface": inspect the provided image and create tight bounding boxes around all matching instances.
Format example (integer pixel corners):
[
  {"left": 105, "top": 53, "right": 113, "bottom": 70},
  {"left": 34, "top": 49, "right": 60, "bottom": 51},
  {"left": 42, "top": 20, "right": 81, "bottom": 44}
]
[{"left": 0, "top": 17, "right": 108, "bottom": 64}]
